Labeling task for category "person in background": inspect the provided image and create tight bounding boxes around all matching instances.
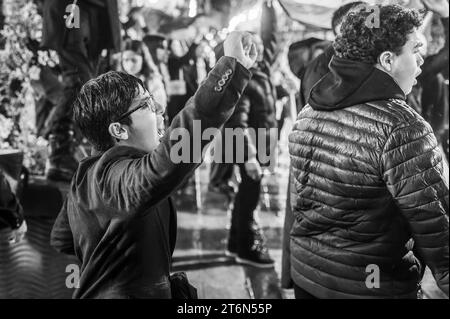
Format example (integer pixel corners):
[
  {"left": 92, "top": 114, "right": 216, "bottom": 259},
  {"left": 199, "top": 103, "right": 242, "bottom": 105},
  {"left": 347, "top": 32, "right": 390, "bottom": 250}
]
[
  {"left": 211, "top": 0, "right": 279, "bottom": 268},
  {"left": 271, "top": 61, "right": 299, "bottom": 142},
  {"left": 415, "top": 0, "right": 449, "bottom": 161},
  {"left": 143, "top": 34, "right": 171, "bottom": 115},
  {"left": 40, "top": 0, "right": 121, "bottom": 182},
  {"left": 288, "top": 4, "right": 448, "bottom": 298},
  {"left": 121, "top": 39, "right": 167, "bottom": 109}
]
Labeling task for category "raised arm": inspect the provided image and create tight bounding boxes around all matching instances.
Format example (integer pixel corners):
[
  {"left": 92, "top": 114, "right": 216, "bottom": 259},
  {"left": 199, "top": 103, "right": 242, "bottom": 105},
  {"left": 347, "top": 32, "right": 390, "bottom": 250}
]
[
  {"left": 381, "top": 119, "right": 449, "bottom": 297},
  {"left": 99, "top": 32, "right": 257, "bottom": 212},
  {"left": 169, "top": 42, "right": 199, "bottom": 71},
  {"left": 224, "top": 94, "right": 255, "bottom": 160}
]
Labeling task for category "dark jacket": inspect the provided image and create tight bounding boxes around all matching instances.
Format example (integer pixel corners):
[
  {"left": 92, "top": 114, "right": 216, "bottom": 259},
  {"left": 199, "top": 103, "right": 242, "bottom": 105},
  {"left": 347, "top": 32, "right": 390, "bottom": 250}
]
[
  {"left": 223, "top": 1, "right": 278, "bottom": 164},
  {"left": 0, "top": 170, "right": 24, "bottom": 230},
  {"left": 281, "top": 44, "right": 334, "bottom": 289},
  {"left": 288, "top": 56, "right": 449, "bottom": 298},
  {"left": 41, "top": 0, "right": 121, "bottom": 55},
  {"left": 50, "top": 57, "right": 251, "bottom": 298}
]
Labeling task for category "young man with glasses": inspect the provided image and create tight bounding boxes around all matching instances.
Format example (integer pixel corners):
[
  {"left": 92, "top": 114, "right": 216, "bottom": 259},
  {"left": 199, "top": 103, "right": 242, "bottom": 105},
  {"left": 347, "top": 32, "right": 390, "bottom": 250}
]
[{"left": 50, "top": 31, "right": 257, "bottom": 299}]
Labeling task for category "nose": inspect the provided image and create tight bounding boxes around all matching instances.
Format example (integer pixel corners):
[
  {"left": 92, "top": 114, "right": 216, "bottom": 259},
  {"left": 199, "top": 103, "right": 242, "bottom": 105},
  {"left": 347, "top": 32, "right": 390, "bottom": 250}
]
[
  {"left": 417, "top": 54, "right": 424, "bottom": 67},
  {"left": 157, "top": 114, "right": 165, "bottom": 130},
  {"left": 155, "top": 101, "right": 165, "bottom": 114}
]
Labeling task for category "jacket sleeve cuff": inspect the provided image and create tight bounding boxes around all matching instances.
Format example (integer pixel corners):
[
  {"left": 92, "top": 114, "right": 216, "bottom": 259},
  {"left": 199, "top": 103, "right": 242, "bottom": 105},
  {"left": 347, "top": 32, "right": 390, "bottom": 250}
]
[
  {"left": 194, "top": 56, "right": 251, "bottom": 119},
  {"left": 225, "top": 57, "right": 252, "bottom": 92}
]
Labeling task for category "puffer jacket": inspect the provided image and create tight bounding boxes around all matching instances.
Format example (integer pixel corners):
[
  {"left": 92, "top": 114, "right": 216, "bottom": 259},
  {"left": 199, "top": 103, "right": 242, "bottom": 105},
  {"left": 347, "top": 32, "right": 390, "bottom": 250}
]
[{"left": 288, "top": 56, "right": 449, "bottom": 299}]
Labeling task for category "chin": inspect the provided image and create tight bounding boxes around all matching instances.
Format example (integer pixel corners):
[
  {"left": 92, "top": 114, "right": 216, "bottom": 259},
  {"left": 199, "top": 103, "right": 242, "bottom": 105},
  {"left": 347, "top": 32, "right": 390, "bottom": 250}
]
[
  {"left": 404, "top": 88, "right": 412, "bottom": 95},
  {"left": 402, "top": 83, "right": 414, "bottom": 96}
]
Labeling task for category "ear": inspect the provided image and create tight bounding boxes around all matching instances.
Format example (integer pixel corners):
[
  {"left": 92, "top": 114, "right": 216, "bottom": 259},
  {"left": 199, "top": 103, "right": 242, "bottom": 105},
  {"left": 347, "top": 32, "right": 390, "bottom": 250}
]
[
  {"left": 378, "top": 51, "right": 395, "bottom": 73},
  {"left": 108, "top": 123, "right": 129, "bottom": 141}
]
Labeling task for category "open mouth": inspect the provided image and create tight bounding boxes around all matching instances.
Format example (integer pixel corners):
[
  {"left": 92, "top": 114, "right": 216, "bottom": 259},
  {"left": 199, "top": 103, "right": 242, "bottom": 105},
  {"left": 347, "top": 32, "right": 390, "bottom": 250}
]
[
  {"left": 416, "top": 69, "right": 422, "bottom": 78},
  {"left": 157, "top": 129, "right": 165, "bottom": 139},
  {"left": 413, "top": 70, "right": 422, "bottom": 85}
]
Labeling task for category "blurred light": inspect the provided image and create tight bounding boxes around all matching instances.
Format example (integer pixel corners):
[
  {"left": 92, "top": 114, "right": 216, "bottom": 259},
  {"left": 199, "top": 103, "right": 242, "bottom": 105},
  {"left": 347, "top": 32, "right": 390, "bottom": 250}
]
[
  {"left": 218, "top": 28, "right": 228, "bottom": 40},
  {"left": 205, "top": 33, "right": 214, "bottom": 41},
  {"left": 227, "top": 3, "right": 262, "bottom": 32},
  {"left": 188, "top": 0, "right": 197, "bottom": 17},
  {"left": 228, "top": 12, "right": 246, "bottom": 31},
  {"left": 248, "top": 7, "right": 260, "bottom": 20}
]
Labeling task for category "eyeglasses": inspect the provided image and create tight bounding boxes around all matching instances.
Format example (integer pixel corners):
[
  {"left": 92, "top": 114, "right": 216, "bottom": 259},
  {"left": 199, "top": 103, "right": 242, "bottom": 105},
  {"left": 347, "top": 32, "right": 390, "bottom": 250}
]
[{"left": 115, "top": 95, "right": 161, "bottom": 123}]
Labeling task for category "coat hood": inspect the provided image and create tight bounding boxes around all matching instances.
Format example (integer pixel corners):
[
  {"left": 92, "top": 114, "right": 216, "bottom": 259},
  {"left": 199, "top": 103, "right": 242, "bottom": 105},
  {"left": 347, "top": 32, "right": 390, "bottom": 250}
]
[{"left": 309, "top": 56, "right": 406, "bottom": 111}]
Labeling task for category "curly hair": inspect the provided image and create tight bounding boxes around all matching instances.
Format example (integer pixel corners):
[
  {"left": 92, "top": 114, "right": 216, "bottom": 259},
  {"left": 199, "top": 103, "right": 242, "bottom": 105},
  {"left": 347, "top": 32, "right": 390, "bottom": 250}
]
[
  {"left": 331, "top": 1, "right": 366, "bottom": 35},
  {"left": 334, "top": 5, "right": 423, "bottom": 64}
]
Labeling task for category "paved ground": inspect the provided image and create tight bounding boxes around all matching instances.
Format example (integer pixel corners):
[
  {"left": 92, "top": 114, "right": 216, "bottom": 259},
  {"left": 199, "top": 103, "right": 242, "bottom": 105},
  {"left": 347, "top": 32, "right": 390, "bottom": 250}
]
[
  {"left": 170, "top": 119, "right": 447, "bottom": 299},
  {"left": 170, "top": 120, "right": 292, "bottom": 299}
]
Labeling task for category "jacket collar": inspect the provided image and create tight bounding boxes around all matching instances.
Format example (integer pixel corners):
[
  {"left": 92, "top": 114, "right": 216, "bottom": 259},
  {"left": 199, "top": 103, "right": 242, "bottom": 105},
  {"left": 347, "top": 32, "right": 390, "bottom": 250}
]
[{"left": 309, "top": 56, "right": 406, "bottom": 111}]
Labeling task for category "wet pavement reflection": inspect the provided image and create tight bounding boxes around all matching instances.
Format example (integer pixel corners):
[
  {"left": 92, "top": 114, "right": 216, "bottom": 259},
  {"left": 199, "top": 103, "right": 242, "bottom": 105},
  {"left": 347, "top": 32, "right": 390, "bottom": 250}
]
[{"left": 167, "top": 122, "right": 293, "bottom": 299}]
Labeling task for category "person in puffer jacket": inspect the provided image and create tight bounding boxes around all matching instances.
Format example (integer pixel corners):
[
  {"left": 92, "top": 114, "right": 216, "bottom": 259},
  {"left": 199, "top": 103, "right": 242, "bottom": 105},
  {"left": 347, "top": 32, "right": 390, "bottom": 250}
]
[{"left": 288, "top": 4, "right": 449, "bottom": 299}]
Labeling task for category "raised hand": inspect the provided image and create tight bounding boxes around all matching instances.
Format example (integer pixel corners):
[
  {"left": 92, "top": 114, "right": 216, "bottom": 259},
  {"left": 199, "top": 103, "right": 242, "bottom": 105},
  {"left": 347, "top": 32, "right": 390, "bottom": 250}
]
[
  {"left": 223, "top": 31, "right": 258, "bottom": 69},
  {"left": 422, "top": 0, "right": 449, "bottom": 18}
]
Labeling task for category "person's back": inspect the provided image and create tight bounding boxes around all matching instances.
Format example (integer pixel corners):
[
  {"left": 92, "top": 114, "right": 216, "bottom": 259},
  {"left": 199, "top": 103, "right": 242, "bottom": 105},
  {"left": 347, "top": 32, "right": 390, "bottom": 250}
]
[
  {"left": 293, "top": 1, "right": 366, "bottom": 110},
  {"left": 288, "top": 5, "right": 448, "bottom": 299}
]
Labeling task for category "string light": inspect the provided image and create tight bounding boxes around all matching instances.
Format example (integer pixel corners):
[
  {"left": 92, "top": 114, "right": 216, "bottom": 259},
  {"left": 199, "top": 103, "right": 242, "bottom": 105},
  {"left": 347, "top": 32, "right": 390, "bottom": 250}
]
[{"left": 188, "top": 0, "right": 198, "bottom": 18}]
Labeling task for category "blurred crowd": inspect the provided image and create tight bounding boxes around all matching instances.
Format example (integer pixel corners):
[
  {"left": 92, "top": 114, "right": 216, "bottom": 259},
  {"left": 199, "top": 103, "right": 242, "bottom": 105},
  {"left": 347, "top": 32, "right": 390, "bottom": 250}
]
[{"left": 0, "top": 0, "right": 448, "bottom": 299}]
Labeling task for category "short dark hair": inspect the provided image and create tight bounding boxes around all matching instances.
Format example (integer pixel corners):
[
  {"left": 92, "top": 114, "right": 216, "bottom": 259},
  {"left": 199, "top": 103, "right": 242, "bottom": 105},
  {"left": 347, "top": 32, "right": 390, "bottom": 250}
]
[
  {"left": 73, "top": 71, "right": 145, "bottom": 152},
  {"left": 332, "top": 1, "right": 366, "bottom": 35},
  {"left": 334, "top": 5, "right": 422, "bottom": 64}
]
